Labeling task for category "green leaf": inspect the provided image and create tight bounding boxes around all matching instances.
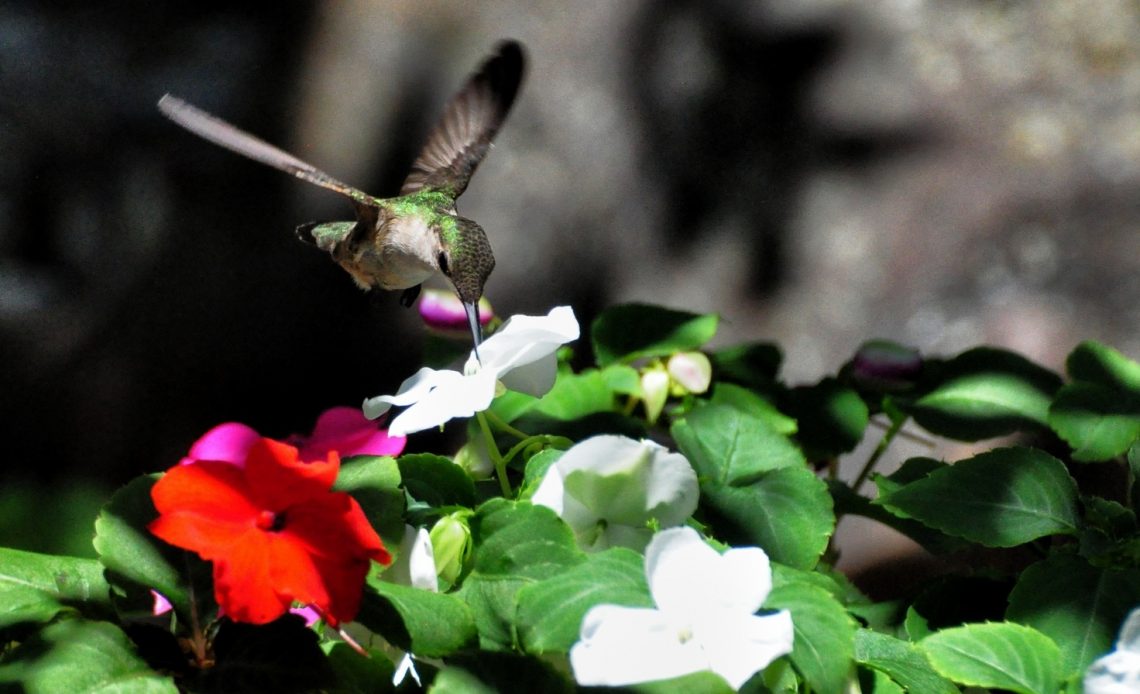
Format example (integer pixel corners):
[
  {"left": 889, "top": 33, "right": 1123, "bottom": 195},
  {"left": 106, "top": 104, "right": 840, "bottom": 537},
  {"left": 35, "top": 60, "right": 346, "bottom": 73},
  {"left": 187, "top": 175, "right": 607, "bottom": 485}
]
[
  {"left": 1048, "top": 383, "right": 1140, "bottom": 461},
  {"left": 530, "top": 369, "right": 620, "bottom": 420},
  {"left": 709, "top": 383, "right": 797, "bottom": 435},
  {"left": 766, "top": 580, "right": 857, "bottom": 694},
  {"left": 516, "top": 547, "right": 651, "bottom": 653},
  {"left": 1006, "top": 553, "right": 1140, "bottom": 676},
  {"left": 829, "top": 480, "right": 969, "bottom": 556},
  {"left": 455, "top": 500, "right": 584, "bottom": 649},
  {"left": 921, "top": 622, "right": 1063, "bottom": 694},
  {"left": 592, "top": 304, "right": 719, "bottom": 366},
  {"left": 854, "top": 629, "right": 958, "bottom": 694},
  {"left": 0, "top": 618, "right": 176, "bottom": 693},
  {"left": 1066, "top": 340, "right": 1140, "bottom": 392},
  {"left": 904, "top": 347, "right": 1062, "bottom": 440},
  {"left": 673, "top": 406, "right": 832, "bottom": 567},
  {"left": 334, "top": 455, "right": 405, "bottom": 548},
  {"left": 672, "top": 404, "right": 806, "bottom": 482},
  {"left": 397, "top": 453, "right": 477, "bottom": 508},
  {"left": 710, "top": 342, "right": 783, "bottom": 390},
  {"left": 877, "top": 447, "right": 1079, "bottom": 547},
  {"left": 785, "top": 379, "right": 869, "bottom": 458},
  {"left": 0, "top": 548, "right": 111, "bottom": 630},
  {"left": 93, "top": 475, "right": 210, "bottom": 621},
  {"left": 629, "top": 671, "right": 737, "bottom": 693},
  {"left": 357, "top": 581, "right": 477, "bottom": 657}
]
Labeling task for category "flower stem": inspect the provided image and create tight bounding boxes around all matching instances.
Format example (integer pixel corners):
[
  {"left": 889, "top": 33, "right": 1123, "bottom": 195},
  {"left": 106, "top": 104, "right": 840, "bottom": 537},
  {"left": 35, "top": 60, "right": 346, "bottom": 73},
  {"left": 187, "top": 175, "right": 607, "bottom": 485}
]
[
  {"left": 483, "top": 409, "right": 530, "bottom": 441},
  {"left": 852, "top": 415, "right": 906, "bottom": 491},
  {"left": 476, "top": 411, "right": 513, "bottom": 497}
]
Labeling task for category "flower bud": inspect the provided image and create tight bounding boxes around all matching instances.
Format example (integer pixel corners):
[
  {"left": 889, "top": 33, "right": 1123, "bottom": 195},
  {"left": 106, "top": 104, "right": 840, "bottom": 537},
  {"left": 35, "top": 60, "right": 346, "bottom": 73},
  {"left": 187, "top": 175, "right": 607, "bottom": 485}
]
[
  {"left": 429, "top": 512, "right": 473, "bottom": 587},
  {"left": 454, "top": 438, "right": 495, "bottom": 479},
  {"left": 667, "top": 351, "right": 712, "bottom": 396},
  {"left": 640, "top": 367, "right": 670, "bottom": 424},
  {"left": 851, "top": 340, "right": 923, "bottom": 392}
]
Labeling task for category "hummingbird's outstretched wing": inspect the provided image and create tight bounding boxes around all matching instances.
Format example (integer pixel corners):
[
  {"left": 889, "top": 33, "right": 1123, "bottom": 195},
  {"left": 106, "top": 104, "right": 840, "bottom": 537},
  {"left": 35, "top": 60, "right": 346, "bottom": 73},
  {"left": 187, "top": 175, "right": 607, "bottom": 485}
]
[
  {"left": 399, "top": 40, "right": 526, "bottom": 200},
  {"left": 158, "top": 94, "right": 377, "bottom": 210}
]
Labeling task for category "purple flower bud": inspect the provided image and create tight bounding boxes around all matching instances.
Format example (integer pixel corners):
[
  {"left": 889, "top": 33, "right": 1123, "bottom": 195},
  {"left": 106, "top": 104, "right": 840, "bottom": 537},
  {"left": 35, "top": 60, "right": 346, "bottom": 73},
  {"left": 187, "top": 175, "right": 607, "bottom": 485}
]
[
  {"left": 418, "top": 288, "right": 494, "bottom": 335},
  {"left": 851, "top": 340, "right": 923, "bottom": 391}
]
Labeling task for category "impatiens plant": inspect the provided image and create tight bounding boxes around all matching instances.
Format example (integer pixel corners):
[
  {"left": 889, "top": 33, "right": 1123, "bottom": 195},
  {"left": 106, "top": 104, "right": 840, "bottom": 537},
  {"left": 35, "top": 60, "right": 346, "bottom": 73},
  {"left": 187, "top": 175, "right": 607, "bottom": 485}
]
[{"left": 4, "top": 303, "right": 1140, "bottom": 693}]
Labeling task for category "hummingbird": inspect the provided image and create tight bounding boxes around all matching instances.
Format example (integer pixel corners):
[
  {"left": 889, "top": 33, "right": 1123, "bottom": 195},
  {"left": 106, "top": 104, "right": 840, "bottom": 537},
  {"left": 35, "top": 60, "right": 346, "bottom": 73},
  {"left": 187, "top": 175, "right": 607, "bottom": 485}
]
[{"left": 157, "top": 40, "right": 526, "bottom": 348}]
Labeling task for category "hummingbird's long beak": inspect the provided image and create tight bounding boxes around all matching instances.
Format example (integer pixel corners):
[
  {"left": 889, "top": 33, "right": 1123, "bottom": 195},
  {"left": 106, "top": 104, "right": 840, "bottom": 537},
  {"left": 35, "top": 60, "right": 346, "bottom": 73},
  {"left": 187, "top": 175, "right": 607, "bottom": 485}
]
[{"left": 463, "top": 299, "right": 483, "bottom": 362}]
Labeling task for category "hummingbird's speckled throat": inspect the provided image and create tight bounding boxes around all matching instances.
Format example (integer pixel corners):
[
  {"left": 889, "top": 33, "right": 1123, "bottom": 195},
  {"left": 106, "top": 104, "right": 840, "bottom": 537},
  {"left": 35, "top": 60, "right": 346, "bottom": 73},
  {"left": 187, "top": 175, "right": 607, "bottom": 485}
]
[{"left": 158, "top": 40, "right": 526, "bottom": 349}]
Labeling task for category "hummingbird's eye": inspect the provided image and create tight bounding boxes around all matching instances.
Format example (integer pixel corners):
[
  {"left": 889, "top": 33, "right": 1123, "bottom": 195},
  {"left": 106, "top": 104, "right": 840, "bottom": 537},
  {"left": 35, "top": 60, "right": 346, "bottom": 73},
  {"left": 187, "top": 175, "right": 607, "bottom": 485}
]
[{"left": 438, "top": 252, "right": 450, "bottom": 276}]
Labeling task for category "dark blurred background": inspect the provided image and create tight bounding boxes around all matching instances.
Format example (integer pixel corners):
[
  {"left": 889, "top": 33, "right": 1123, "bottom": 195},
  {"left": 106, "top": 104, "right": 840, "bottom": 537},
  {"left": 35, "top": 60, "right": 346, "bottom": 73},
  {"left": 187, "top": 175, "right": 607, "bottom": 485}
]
[{"left": 2, "top": 2, "right": 1138, "bottom": 563}]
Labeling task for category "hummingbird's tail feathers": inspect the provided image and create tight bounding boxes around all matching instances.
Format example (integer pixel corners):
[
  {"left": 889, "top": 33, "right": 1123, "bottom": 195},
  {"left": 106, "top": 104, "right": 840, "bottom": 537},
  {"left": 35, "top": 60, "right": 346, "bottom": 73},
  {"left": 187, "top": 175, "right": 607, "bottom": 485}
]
[
  {"left": 399, "top": 40, "right": 526, "bottom": 199},
  {"left": 157, "top": 94, "right": 377, "bottom": 209}
]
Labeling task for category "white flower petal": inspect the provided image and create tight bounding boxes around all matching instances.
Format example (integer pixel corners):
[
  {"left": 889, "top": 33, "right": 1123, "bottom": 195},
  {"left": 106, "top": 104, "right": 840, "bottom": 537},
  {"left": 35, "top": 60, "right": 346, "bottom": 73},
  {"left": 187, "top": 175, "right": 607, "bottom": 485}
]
[
  {"left": 387, "top": 370, "right": 496, "bottom": 436},
  {"left": 695, "top": 610, "right": 795, "bottom": 689},
  {"left": 498, "top": 351, "right": 558, "bottom": 396},
  {"left": 570, "top": 605, "right": 707, "bottom": 687},
  {"left": 392, "top": 652, "right": 421, "bottom": 687},
  {"left": 530, "top": 462, "right": 566, "bottom": 515},
  {"left": 647, "top": 528, "right": 771, "bottom": 617},
  {"left": 363, "top": 367, "right": 446, "bottom": 419},
  {"left": 385, "top": 526, "right": 439, "bottom": 592},
  {"left": 1119, "top": 608, "right": 1140, "bottom": 653},
  {"left": 479, "top": 306, "right": 579, "bottom": 376}
]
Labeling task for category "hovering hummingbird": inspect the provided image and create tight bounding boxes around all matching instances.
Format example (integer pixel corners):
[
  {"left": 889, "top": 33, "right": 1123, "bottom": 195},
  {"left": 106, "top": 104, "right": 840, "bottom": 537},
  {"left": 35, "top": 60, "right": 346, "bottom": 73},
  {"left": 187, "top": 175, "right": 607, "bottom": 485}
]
[{"left": 158, "top": 40, "right": 526, "bottom": 348}]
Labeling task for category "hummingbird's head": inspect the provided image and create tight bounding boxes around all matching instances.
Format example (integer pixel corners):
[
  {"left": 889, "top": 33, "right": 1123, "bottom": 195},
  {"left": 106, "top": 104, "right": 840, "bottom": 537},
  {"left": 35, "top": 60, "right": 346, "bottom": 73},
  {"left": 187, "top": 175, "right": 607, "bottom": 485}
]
[{"left": 439, "top": 218, "right": 495, "bottom": 346}]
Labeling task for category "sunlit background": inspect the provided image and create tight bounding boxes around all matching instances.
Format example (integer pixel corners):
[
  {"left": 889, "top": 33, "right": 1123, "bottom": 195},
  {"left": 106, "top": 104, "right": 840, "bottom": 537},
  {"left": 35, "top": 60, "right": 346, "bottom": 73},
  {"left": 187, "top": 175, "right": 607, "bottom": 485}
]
[{"left": 3, "top": 1, "right": 1138, "bottom": 588}]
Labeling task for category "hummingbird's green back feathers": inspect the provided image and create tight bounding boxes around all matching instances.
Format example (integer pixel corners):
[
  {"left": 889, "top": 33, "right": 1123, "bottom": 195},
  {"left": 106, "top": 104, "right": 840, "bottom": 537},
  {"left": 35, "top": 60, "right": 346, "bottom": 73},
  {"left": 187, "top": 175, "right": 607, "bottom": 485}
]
[{"left": 400, "top": 40, "right": 526, "bottom": 200}]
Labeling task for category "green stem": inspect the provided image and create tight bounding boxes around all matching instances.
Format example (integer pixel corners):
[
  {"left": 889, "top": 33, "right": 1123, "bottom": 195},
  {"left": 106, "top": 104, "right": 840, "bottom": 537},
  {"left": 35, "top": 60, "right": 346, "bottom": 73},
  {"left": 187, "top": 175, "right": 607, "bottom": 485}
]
[
  {"left": 852, "top": 415, "right": 906, "bottom": 492},
  {"left": 483, "top": 408, "right": 530, "bottom": 441},
  {"left": 476, "top": 411, "right": 512, "bottom": 497}
]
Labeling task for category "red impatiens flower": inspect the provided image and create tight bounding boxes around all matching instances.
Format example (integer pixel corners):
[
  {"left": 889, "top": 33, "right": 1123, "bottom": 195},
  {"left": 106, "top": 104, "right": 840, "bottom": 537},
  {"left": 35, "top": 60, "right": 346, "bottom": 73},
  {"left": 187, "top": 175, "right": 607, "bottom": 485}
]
[{"left": 149, "top": 437, "right": 390, "bottom": 626}]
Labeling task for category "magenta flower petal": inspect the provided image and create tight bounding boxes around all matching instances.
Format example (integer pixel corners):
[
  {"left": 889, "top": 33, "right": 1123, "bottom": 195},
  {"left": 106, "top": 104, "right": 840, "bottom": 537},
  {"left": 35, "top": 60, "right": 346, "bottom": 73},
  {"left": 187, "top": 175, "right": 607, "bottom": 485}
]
[
  {"left": 180, "top": 422, "right": 261, "bottom": 466},
  {"left": 290, "top": 605, "right": 322, "bottom": 628},
  {"left": 151, "top": 589, "right": 173, "bottom": 616},
  {"left": 299, "top": 406, "right": 406, "bottom": 459}
]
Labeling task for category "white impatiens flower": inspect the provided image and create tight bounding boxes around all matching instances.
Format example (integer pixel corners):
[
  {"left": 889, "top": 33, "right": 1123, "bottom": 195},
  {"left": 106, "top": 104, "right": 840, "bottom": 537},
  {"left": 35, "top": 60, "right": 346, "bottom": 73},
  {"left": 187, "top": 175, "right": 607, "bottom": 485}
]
[
  {"left": 1085, "top": 607, "right": 1140, "bottom": 694},
  {"left": 570, "top": 527, "right": 794, "bottom": 690},
  {"left": 531, "top": 435, "right": 698, "bottom": 552},
  {"left": 387, "top": 525, "right": 439, "bottom": 687},
  {"left": 363, "top": 306, "right": 579, "bottom": 436}
]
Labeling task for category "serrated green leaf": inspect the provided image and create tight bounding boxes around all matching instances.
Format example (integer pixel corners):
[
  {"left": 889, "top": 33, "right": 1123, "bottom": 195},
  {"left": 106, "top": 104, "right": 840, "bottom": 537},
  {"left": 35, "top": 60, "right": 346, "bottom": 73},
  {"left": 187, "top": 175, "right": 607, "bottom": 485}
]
[
  {"left": 860, "top": 667, "right": 906, "bottom": 694},
  {"left": 397, "top": 453, "right": 477, "bottom": 508},
  {"left": 602, "top": 363, "right": 642, "bottom": 395},
  {"left": 671, "top": 404, "right": 832, "bottom": 566},
  {"left": 695, "top": 465, "right": 834, "bottom": 570},
  {"left": 455, "top": 500, "right": 584, "bottom": 649},
  {"left": 1006, "top": 553, "right": 1140, "bottom": 676},
  {"left": 709, "top": 383, "right": 797, "bottom": 435},
  {"left": 829, "top": 479, "right": 969, "bottom": 556},
  {"left": 516, "top": 547, "right": 651, "bottom": 653},
  {"left": 1067, "top": 341, "right": 1140, "bottom": 392},
  {"left": 1048, "top": 383, "right": 1140, "bottom": 461},
  {"left": 357, "top": 581, "right": 477, "bottom": 657},
  {"left": 877, "top": 447, "right": 1079, "bottom": 547},
  {"left": 628, "top": 671, "right": 737, "bottom": 693},
  {"left": 0, "top": 548, "right": 111, "bottom": 630},
  {"left": 672, "top": 404, "right": 805, "bottom": 483},
  {"left": 766, "top": 581, "right": 857, "bottom": 694},
  {"left": 592, "top": 304, "right": 719, "bottom": 366},
  {"left": 921, "top": 622, "right": 1063, "bottom": 694},
  {"left": 786, "top": 379, "right": 870, "bottom": 458},
  {"left": 905, "top": 347, "right": 1062, "bottom": 440},
  {"left": 854, "top": 629, "right": 958, "bottom": 694},
  {"left": 0, "top": 618, "right": 177, "bottom": 693}
]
